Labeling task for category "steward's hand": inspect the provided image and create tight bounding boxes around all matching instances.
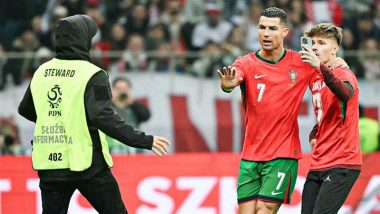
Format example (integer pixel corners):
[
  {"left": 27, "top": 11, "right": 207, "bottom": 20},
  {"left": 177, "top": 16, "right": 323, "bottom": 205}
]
[
  {"left": 217, "top": 66, "right": 243, "bottom": 92},
  {"left": 152, "top": 136, "right": 170, "bottom": 156}
]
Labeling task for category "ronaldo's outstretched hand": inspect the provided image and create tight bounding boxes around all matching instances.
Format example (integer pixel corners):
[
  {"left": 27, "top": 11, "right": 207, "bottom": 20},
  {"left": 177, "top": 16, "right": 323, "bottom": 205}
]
[{"left": 217, "top": 66, "right": 243, "bottom": 92}]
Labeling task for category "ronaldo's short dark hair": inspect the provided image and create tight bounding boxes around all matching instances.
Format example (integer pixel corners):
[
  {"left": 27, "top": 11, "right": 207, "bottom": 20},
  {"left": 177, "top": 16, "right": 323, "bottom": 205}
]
[{"left": 261, "top": 7, "right": 287, "bottom": 26}]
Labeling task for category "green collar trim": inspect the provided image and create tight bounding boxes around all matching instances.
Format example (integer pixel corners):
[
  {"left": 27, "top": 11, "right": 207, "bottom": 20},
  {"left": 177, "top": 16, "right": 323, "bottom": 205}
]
[{"left": 255, "top": 49, "right": 286, "bottom": 64}]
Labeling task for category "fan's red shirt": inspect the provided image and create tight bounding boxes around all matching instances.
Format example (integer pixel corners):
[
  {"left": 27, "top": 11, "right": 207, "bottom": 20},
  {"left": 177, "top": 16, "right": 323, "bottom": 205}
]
[
  {"left": 309, "top": 67, "right": 362, "bottom": 170},
  {"left": 233, "top": 49, "right": 316, "bottom": 161}
]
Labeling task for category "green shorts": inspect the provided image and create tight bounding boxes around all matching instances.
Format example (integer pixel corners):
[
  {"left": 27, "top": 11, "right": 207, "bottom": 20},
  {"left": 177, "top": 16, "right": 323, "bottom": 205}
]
[{"left": 237, "top": 158, "right": 298, "bottom": 204}]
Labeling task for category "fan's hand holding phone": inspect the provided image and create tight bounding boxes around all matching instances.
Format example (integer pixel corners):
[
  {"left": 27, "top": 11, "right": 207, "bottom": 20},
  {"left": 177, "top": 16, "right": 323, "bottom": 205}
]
[
  {"left": 300, "top": 36, "right": 320, "bottom": 68},
  {"left": 301, "top": 36, "right": 312, "bottom": 51}
]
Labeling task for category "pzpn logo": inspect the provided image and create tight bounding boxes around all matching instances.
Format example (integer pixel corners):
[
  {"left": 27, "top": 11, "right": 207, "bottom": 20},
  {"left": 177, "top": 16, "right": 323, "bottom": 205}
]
[{"left": 47, "top": 85, "right": 62, "bottom": 116}]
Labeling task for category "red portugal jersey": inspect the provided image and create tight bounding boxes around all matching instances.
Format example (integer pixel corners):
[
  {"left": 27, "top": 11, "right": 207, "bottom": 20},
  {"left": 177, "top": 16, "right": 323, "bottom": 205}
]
[
  {"left": 233, "top": 49, "right": 317, "bottom": 161},
  {"left": 309, "top": 67, "right": 362, "bottom": 170}
]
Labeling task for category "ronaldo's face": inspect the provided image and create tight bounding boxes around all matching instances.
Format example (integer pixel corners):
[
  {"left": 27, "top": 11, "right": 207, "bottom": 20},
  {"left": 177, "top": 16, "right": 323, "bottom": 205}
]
[
  {"left": 258, "top": 16, "right": 288, "bottom": 51},
  {"left": 311, "top": 36, "right": 339, "bottom": 64}
]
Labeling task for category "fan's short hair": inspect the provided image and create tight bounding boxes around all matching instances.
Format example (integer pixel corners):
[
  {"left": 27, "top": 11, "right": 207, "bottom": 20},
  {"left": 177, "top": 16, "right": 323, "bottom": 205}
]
[{"left": 304, "top": 23, "right": 343, "bottom": 45}]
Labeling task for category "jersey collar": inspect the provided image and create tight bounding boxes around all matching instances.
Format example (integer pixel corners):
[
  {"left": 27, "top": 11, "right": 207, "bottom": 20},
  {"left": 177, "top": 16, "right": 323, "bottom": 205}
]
[{"left": 255, "top": 49, "right": 287, "bottom": 64}]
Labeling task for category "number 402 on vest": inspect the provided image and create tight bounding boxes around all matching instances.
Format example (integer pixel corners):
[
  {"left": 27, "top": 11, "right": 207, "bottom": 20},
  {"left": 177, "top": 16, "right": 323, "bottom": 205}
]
[{"left": 48, "top": 153, "right": 63, "bottom": 161}]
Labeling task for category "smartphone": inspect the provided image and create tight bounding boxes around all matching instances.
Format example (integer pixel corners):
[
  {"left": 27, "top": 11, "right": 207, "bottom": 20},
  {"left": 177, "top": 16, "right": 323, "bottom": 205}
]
[{"left": 301, "top": 36, "right": 312, "bottom": 51}]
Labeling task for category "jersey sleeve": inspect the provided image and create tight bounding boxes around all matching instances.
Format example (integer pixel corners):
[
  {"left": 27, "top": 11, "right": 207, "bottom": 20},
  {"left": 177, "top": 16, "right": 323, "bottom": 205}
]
[
  {"left": 334, "top": 68, "right": 358, "bottom": 93},
  {"left": 232, "top": 55, "right": 249, "bottom": 81}
]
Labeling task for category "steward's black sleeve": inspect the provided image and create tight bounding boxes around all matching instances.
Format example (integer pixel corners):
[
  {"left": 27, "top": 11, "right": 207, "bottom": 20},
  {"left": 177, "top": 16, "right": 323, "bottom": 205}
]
[
  {"left": 130, "top": 102, "right": 151, "bottom": 123},
  {"left": 18, "top": 84, "right": 37, "bottom": 122},
  {"left": 84, "top": 71, "right": 153, "bottom": 149}
]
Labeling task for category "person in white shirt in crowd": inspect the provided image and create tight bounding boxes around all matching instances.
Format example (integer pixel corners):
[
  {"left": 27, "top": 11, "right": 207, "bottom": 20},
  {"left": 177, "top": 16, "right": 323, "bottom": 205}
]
[{"left": 191, "top": 2, "right": 233, "bottom": 50}]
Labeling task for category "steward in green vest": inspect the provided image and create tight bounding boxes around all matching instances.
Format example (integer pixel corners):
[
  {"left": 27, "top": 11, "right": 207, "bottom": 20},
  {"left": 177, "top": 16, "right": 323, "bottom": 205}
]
[
  {"left": 359, "top": 105, "right": 380, "bottom": 153},
  {"left": 30, "top": 59, "right": 113, "bottom": 170},
  {"left": 18, "top": 15, "right": 170, "bottom": 213}
]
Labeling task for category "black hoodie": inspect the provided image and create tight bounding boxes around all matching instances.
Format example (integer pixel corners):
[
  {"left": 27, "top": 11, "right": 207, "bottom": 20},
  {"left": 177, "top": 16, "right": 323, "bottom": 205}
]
[
  {"left": 55, "top": 15, "right": 96, "bottom": 61},
  {"left": 18, "top": 15, "right": 153, "bottom": 181}
]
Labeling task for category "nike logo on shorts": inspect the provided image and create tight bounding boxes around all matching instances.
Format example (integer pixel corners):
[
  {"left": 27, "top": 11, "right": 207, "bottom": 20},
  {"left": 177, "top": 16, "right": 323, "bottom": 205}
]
[
  {"left": 271, "top": 191, "right": 283, "bottom": 195},
  {"left": 254, "top": 74, "right": 266, "bottom": 79}
]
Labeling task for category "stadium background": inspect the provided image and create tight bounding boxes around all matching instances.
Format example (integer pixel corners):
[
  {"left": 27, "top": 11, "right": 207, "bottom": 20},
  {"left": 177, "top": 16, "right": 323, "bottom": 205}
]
[{"left": 0, "top": 0, "right": 379, "bottom": 213}]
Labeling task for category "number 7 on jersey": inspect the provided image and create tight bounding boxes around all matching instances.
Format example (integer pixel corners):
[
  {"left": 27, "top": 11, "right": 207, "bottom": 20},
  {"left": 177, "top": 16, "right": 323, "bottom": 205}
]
[{"left": 257, "top": 83, "right": 266, "bottom": 102}]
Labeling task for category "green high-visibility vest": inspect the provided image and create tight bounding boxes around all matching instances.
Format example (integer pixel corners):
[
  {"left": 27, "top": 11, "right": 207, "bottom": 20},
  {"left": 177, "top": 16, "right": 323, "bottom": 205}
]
[
  {"left": 359, "top": 117, "right": 379, "bottom": 154},
  {"left": 30, "top": 58, "right": 113, "bottom": 171}
]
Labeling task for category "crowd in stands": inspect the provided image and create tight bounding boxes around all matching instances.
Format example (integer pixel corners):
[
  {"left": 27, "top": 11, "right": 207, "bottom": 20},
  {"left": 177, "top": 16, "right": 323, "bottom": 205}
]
[{"left": 0, "top": 0, "right": 380, "bottom": 89}]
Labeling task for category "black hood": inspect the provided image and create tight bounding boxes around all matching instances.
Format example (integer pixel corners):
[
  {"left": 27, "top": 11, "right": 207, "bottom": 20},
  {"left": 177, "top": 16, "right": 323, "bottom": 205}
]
[{"left": 55, "top": 15, "right": 97, "bottom": 61}]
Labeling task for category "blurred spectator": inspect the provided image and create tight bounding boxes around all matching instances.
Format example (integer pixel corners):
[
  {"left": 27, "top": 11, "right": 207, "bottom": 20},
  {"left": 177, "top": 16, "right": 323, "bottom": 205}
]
[
  {"left": 144, "top": 23, "right": 175, "bottom": 71},
  {"left": 0, "top": 117, "right": 24, "bottom": 155},
  {"left": 104, "top": 0, "right": 135, "bottom": 27},
  {"left": 374, "top": 4, "right": 380, "bottom": 30},
  {"left": 359, "top": 105, "right": 380, "bottom": 153},
  {"left": 341, "top": 28, "right": 365, "bottom": 78},
  {"left": 276, "top": 0, "right": 291, "bottom": 11},
  {"left": 124, "top": 3, "right": 150, "bottom": 36},
  {"left": 11, "top": 29, "right": 40, "bottom": 75},
  {"left": 147, "top": 0, "right": 164, "bottom": 25},
  {"left": 62, "top": 0, "right": 86, "bottom": 16},
  {"left": 287, "top": 0, "right": 313, "bottom": 50},
  {"left": 145, "top": 23, "right": 170, "bottom": 51},
  {"left": 148, "top": 42, "right": 171, "bottom": 72},
  {"left": 38, "top": 6, "right": 69, "bottom": 51},
  {"left": 192, "top": 41, "right": 223, "bottom": 77},
  {"left": 360, "top": 38, "right": 380, "bottom": 79},
  {"left": 221, "top": 27, "right": 246, "bottom": 66},
  {"left": 183, "top": 0, "right": 206, "bottom": 24},
  {"left": 113, "top": 34, "right": 148, "bottom": 72},
  {"left": 356, "top": 12, "right": 380, "bottom": 45},
  {"left": 243, "top": 2, "right": 262, "bottom": 52},
  {"left": 86, "top": 5, "right": 105, "bottom": 44},
  {"left": 107, "top": 77, "right": 151, "bottom": 154},
  {"left": 108, "top": 22, "right": 128, "bottom": 53},
  {"left": 160, "top": 0, "right": 182, "bottom": 24},
  {"left": 148, "top": 42, "right": 187, "bottom": 73},
  {"left": 31, "top": 16, "right": 44, "bottom": 45},
  {"left": 98, "top": 22, "right": 127, "bottom": 67},
  {"left": 0, "top": 0, "right": 45, "bottom": 50},
  {"left": 165, "top": 9, "right": 185, "bottom": 51},
  {"left": 307, "top": 0, "right": 343, "bottom": 26},
  {"left": 32, "top": 47, "right": 53, "bottom": 71},
  {"left": 191, "top": 3, "right": 233, "bottom": 50},
  {"left": 341, "top": 0, "right": 370, "bottom": 15},
  {"left": 181, "top": 0, "right": 207, "bottom": 50},
  {"left": 224, "top": 0, "right": 248, "bottom": 25},
  {"left": 1, "top": 28, "right": 40, "bottom": 90},
  {"left": 0, "top": 126, "right": 17, "bottom": 155}
]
